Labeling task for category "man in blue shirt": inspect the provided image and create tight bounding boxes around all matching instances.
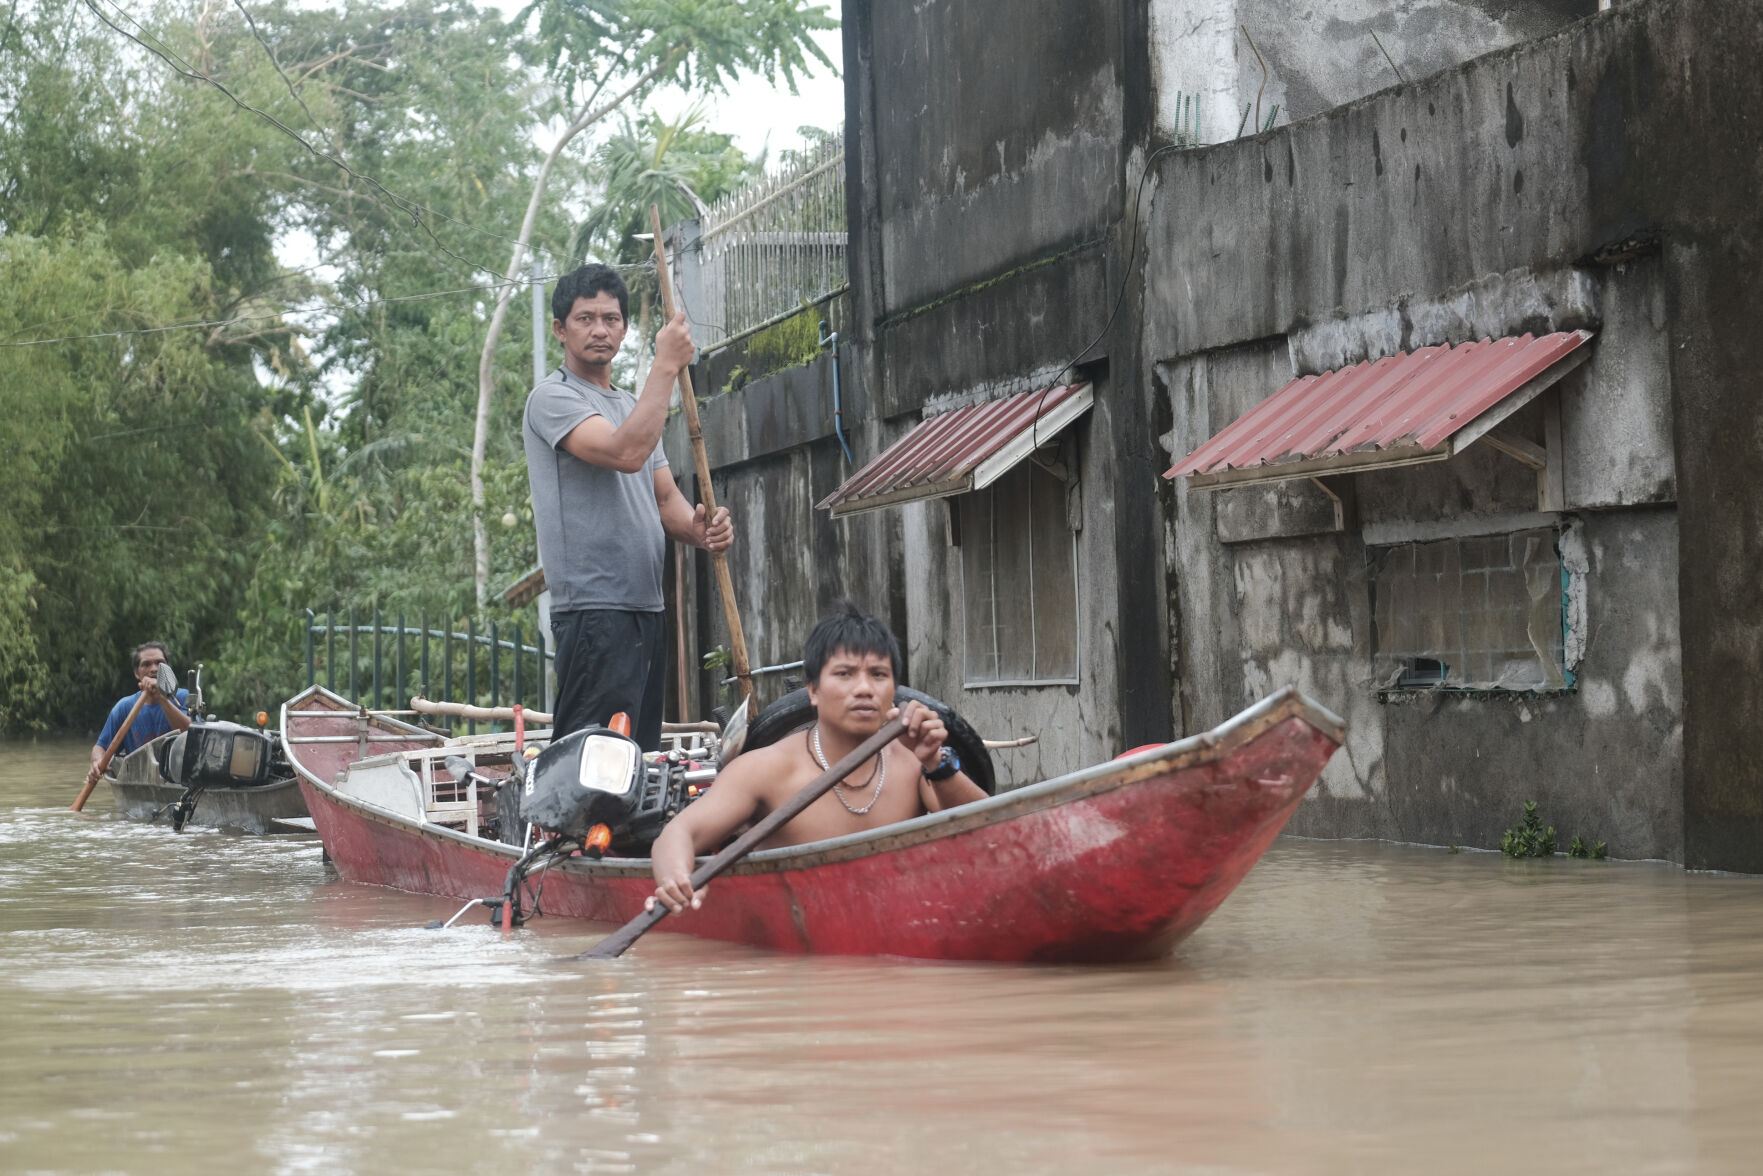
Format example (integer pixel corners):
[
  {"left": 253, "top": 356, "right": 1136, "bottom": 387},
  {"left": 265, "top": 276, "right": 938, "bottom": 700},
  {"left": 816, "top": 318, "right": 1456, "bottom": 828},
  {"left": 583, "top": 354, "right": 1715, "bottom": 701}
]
[{"left": 85, "top": 642, "right": 191, "bottom": 788}]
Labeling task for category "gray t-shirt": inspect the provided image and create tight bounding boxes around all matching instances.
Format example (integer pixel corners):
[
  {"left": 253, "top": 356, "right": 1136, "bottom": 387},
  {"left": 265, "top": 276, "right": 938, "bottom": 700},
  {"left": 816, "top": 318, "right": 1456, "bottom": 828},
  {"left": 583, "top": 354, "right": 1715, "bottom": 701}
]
[{"left": 523, "top": 367, "right": 668, "bottom": 612}]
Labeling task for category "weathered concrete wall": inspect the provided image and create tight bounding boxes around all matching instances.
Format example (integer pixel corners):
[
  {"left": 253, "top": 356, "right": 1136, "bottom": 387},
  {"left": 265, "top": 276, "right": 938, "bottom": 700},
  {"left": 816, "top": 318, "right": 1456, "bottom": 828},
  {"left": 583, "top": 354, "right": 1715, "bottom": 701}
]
[
  {"left": 872, "top": 245, "right": 1113, "bottom": 421},
  {"left": 1149, "top": 0, "right": 1597, "bottom": 142},
  {"left": 869, "top": 0, "right": 1124, "bottom": 313},
  {"left": 836, "top": 0, "right": 1167, "bottom": 771},
  {"left": 675, "top": 0, "right": 1761, "bottom": 867},
  {"left": 1145, "top": 0, "right": 1763, "bottom": 865},
  {"left": 1645, "top": 2, "right": 1763, "bottom": 872},
  {"left": 1159, "top": 317, "right": 1685, "bottom": 857}
]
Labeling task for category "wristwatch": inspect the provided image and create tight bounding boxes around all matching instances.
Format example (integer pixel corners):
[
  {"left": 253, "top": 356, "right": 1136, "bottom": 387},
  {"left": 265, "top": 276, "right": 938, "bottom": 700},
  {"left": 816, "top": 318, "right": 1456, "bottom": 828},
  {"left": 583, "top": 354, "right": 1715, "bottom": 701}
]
[{"left": 922, "top": 745, "right": 962, "bottom": 782}]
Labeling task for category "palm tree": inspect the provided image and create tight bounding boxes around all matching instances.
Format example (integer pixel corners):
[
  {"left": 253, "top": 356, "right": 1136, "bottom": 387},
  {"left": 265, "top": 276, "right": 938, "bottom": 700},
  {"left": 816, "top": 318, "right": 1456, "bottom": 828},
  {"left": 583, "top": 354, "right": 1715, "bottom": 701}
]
[{"left": 570, "top": 107, "right": 760, "bottom": 391}]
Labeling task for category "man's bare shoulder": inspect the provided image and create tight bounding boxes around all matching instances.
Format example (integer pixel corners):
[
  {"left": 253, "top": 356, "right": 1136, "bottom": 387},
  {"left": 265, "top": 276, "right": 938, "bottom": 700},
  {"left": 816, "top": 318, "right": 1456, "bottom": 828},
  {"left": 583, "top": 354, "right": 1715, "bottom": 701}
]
[
  {"left": 720, "top": 735, "right": 806, "bottom": 774},
  {"left": 715, "top": 733, "right": 811, "bottom": 797}
]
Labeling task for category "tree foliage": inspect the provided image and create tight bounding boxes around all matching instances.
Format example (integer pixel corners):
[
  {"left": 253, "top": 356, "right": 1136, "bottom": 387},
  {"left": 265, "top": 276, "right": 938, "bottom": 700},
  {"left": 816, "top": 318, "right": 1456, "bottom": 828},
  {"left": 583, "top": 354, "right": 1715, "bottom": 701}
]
[{"left": 0, "top": 0, "right": 836, "bottom": 732}]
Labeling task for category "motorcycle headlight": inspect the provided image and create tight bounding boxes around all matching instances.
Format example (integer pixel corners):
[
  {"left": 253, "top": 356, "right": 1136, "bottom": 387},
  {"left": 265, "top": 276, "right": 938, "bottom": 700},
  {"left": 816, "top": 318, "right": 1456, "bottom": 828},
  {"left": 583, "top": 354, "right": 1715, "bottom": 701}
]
[{"left": 578, "top": 733, "right": 638, "bottom": 796}]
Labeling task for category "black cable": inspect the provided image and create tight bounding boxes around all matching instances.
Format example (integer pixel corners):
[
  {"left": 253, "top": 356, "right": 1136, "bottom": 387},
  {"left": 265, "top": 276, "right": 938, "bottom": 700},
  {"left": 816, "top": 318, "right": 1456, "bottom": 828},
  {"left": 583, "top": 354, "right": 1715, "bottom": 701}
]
[
  {"left": 0, "top": 263, "right": 652, "bottom": 348},
  {"left": 230, "top": 0, "right": 320, "bottom": 134},
  {"left": 1030, "top": 141, "right": 1183, "bottom": 450},
  {"left": 526, "top": 853, "right": 559, "bottom": 921}
]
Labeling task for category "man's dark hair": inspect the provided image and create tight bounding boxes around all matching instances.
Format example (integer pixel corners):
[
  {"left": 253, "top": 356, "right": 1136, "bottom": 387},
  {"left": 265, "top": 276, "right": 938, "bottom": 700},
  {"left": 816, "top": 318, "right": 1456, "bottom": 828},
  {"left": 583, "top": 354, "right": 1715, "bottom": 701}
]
[
  {"left": 551, "top": 263, "right": 628, "bottom": 325},
  {"left": 803, "top": 602, "right": 903, "bottom": 684},
  {"left": 131, "top": 642, "right": 170, "bottom": 671}
]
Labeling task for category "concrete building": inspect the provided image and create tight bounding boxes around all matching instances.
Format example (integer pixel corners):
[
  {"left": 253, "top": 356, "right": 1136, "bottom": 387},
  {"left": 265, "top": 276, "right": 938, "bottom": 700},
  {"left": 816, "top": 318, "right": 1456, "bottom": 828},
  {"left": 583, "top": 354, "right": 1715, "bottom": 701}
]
[{"left": 665, "top": 0, "right": 1763, "bottom": 870}]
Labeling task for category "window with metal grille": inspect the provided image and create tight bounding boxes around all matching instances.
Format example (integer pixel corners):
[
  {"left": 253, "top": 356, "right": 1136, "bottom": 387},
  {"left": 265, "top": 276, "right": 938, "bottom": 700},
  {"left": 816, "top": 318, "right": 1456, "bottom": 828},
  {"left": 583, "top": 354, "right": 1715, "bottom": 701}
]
[
  {"left": 957, "top": 461, "right": 1079, "bottom": 686},
  {"left": 1371, "top": 527, "right": 1568, "bottom": 692}
]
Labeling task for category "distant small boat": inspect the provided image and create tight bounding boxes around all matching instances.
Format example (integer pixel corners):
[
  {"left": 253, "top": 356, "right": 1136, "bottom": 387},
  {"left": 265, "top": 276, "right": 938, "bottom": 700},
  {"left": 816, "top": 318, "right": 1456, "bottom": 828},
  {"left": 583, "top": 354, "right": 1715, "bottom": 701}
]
[
  {"left": 107, "top": 730, "right": 308, "bottom": 835},
  {"left": 281, "top": 684, "right": 1344, "bottom": 963}
]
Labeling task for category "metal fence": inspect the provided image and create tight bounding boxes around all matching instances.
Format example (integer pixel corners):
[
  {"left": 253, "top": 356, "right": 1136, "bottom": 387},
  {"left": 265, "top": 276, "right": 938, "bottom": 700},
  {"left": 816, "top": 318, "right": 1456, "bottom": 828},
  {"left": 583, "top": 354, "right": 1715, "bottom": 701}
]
[
  {"left": 302, "top": 609, "right": 552, "bottom": 735},
  {"left": 692, "top": 132, "right": 846, "bottom": 350}
]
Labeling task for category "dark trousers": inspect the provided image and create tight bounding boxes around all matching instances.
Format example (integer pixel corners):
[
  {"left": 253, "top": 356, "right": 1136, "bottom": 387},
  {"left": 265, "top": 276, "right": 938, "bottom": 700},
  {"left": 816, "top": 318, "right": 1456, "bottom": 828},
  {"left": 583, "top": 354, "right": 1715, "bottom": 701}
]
[{"left": 551, "top": 608, "right": 666, "bottom": 751}]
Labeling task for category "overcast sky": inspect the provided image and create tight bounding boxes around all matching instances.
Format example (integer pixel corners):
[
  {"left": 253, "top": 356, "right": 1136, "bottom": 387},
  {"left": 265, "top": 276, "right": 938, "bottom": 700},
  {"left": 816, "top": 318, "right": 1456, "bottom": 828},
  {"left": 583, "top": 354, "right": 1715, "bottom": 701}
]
[{"left": 653, "top": 28, "right": 845, "bottom": 159}]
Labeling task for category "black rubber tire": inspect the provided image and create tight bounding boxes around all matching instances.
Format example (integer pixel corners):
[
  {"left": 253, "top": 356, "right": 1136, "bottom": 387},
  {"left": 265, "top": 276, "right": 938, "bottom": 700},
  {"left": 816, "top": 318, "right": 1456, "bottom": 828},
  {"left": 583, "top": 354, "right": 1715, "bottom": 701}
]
[{"left": 742, "top": 685, "right": 996, "bottom": 796}]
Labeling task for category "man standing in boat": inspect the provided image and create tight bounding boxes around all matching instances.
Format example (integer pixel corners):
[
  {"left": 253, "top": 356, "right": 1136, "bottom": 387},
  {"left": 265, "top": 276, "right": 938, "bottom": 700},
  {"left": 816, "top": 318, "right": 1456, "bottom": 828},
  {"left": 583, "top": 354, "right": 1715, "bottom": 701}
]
[
  {"left": 646, "top": 605, "right": 989, "bottom": 913},
  {"left": 523, "top": 263, "right": 733, "bottom": 752},
  {"left": 84, "top": 642, "right": 191, "bottom": 788}
]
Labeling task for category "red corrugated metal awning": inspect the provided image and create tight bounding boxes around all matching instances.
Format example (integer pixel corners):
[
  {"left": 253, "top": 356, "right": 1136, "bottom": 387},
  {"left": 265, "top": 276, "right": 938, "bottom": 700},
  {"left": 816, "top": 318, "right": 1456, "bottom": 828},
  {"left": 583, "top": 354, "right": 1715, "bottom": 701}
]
[
  {"left": 1165, "top": 331, "right": 1593, "bottom": 490},
  {"left": 818, "top": 383, "right": 1093, "bottom": 517}
]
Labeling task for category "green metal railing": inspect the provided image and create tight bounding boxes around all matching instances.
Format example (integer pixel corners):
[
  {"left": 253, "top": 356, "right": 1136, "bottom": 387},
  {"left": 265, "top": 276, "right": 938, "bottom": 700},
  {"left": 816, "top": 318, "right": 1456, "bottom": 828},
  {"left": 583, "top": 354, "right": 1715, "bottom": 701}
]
[{"left": 302, "top": 609, "right": 552, "bottom": 735}]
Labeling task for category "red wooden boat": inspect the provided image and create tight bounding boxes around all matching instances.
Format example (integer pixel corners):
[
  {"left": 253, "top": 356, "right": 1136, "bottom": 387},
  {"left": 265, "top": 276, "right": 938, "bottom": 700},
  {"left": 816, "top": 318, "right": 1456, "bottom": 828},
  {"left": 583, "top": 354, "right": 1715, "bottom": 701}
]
[{"left": 281, "top": 685, "right": 1344, "bottom": 963}]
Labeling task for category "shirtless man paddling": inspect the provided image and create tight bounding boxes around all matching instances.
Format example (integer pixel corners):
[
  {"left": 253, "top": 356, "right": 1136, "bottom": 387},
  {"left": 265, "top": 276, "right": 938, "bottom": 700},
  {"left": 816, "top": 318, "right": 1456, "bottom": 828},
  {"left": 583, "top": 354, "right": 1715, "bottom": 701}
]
[{"left": 647, "top": 604, "right": 988, "bottom": 914}]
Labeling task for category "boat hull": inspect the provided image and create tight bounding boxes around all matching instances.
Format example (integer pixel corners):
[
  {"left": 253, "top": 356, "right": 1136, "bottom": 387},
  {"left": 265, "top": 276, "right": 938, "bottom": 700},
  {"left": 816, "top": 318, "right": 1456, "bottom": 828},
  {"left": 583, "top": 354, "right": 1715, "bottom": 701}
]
[
  {"left": 285, "top": 686, "right": 1344, "bottom": 963},
  {"left": 106, "top": 735, "right": 308, "bottom": 835}
]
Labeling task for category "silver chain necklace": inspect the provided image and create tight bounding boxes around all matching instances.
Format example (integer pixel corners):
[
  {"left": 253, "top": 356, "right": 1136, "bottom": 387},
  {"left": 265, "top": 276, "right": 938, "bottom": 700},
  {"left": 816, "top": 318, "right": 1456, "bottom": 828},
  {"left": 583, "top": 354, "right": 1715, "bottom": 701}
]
[{"left": 809, "top": 724, "right": 887, "bottom": 815}]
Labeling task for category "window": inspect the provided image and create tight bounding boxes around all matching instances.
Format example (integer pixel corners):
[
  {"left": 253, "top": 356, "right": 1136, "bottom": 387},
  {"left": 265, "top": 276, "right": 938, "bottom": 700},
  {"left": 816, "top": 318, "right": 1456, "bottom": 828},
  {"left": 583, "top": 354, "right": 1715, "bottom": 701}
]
[
  {"left": 1371, "top": 527, "right": 1568, "bottom": 691},
  {"left": 958, "top": 460, "right": 1079, "bottom": 686}
]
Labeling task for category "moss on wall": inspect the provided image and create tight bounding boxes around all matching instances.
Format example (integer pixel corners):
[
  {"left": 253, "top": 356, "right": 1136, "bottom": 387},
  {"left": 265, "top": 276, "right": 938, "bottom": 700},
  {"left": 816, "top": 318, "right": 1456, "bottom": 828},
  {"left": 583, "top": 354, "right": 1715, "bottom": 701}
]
[
  {"left": 703, "top": 291, "right": 850, "bottom": 396},
  {"left": 744, "top": 306, "right": 824, "bottom": 374}
]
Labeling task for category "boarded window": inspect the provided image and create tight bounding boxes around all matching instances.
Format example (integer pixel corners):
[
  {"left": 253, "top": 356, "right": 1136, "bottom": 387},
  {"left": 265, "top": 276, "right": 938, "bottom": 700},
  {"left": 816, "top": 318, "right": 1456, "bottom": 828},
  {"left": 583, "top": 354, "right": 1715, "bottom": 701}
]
[
  {"left": 1372, "top": 527, "right": 1567, "bottom": 691},
  {"left": 959, "top": 461, "right": 1079, "bottom": 685}
]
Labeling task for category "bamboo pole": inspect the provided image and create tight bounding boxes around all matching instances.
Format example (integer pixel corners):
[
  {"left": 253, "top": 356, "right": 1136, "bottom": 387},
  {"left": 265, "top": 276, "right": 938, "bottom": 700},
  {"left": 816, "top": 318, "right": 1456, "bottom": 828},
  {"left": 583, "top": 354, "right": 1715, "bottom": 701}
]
[
  {"left": 649, "top": 205, "right": 754, "bottom": 705},
  {"left": 408, "top": 695, "right": 722, "bottom": 734}
]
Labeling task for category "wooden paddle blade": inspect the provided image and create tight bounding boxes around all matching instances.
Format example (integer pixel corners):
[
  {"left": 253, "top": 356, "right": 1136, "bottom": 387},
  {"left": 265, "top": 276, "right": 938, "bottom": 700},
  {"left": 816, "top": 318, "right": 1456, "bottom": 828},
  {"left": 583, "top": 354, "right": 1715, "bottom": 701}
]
[
  {"left": 68, "top": 776, "right": 103, "bottom": 814},
  {"left": 716, "top": 696, "right": 750, "bottom": 768},
  {"left": 577, "top": 904, "right": 668, "bottom": 960}
]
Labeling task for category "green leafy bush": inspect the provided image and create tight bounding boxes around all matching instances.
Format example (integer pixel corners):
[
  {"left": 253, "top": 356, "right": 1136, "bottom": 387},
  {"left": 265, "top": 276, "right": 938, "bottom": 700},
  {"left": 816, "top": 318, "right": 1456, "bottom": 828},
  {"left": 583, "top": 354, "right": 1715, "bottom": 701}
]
[
  {"left": 1500, "top": 801, "right": 1558, "bottom": 858},
  {"left": 1567, "top": 835, "right": 1609, "bottom": 860}
]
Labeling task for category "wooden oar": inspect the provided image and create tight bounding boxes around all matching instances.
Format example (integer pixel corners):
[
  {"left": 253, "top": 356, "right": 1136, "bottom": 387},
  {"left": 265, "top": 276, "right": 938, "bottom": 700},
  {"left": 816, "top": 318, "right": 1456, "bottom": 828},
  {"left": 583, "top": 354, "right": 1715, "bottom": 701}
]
[
  {"left": 648, "top": 205, "right": 754, "bottom": 706},
  {"left": 70, "top": 693, "right": 148, "bottom": 813},
  {"left": 578, "top": 716, "right": 906, "bottom": 960}
]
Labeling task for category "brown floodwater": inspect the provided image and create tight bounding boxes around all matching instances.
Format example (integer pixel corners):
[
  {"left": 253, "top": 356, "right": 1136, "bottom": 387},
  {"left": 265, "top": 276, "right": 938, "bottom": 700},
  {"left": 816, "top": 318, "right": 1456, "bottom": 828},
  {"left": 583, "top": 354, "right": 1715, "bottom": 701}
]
[{"left": 4, "top": 737, "right": 1762, "bottom": 1174}]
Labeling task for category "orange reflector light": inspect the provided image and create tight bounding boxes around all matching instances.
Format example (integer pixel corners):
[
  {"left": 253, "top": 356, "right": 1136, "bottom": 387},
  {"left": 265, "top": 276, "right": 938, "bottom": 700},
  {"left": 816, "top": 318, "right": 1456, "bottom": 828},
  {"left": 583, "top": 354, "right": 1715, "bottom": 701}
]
[
  {"left": 256, "top": 711, "right": 269, "bottom": 727},
  {"left": 586, "top": 824, "right": 612, "bottom": 856},
  {"left": 608, "top": 712, "right": 631, "bottom": 737}
]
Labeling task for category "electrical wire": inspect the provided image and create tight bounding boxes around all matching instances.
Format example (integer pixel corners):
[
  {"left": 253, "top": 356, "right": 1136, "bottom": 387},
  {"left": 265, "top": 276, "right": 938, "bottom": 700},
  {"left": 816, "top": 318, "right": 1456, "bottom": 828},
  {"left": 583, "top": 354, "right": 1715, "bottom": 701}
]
[
  {"left": 1030, "top": 140, "right": 1183, "bottom": 449},
  {"left": 231, "top": 0, "right": 321, "bottom": 135},
  {"left": 0, "top": 263, "right": 650, "bottom": 348}
]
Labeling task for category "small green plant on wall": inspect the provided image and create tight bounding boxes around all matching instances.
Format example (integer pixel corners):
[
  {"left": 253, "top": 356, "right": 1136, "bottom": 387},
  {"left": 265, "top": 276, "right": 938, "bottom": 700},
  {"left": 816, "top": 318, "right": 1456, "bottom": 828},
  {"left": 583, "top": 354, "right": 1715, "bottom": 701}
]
[
  {"left": 1500, "top": 801, "right": 1609, "bottom": 860},
  {"left": 1567, "top": 834, "right": 1608, "bottom": 859},
  {"left": 1500, "top": 801, "right": 1557, "bottom": 858}
]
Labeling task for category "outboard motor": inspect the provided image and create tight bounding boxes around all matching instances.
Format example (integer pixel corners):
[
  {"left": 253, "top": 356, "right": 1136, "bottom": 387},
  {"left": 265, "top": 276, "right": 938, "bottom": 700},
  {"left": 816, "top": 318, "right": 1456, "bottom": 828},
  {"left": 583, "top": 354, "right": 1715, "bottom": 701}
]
[
  {"left": 158, "top": 721, "right": 276, "bottom": 788},
  {"left": 155, "top": 721, "right": 276, "bottom": 831},
  {"left": 520, "top": 725, "right": 645, "bottom": 840},
  {"left": 520, "top": 725, "right": 714, "bottom": 854},
  {"left": 454, "top": 725, "right": 717, "bottom": 931}
]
